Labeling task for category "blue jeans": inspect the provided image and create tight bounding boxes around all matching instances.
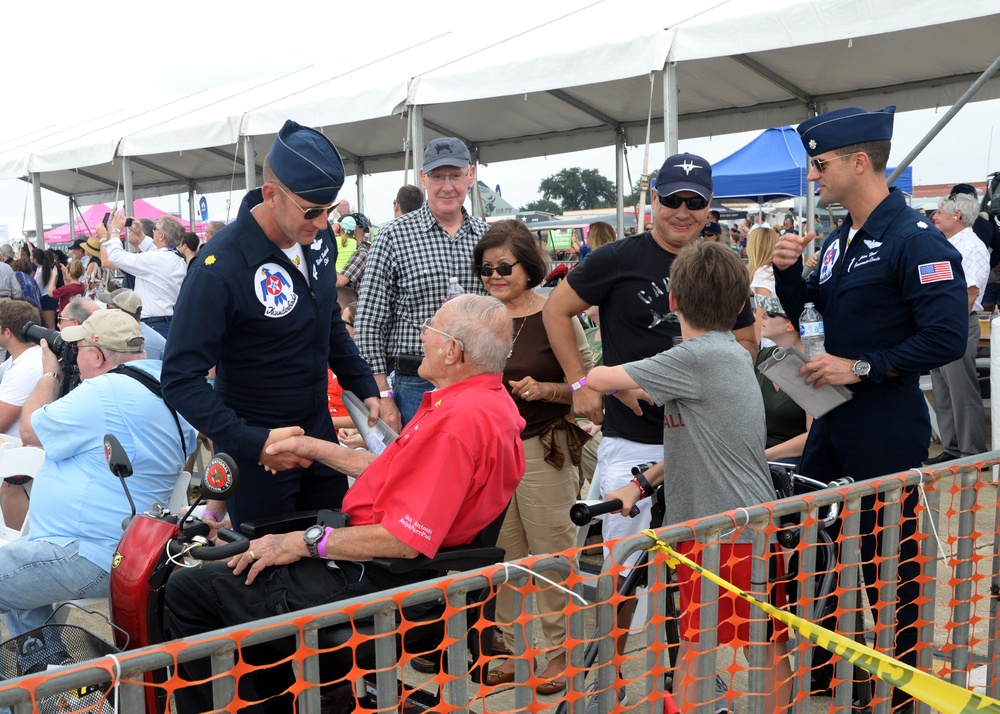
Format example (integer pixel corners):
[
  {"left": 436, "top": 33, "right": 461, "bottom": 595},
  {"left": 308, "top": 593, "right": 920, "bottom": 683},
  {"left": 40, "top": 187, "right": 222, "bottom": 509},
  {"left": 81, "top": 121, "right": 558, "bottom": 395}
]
[
  {"left": 391, "top": 372, "right": 433, "bottom": 427},
  {"left": 146, "top": 318, "right": 171, "bottom": 339},
  {"left": 0, "top": 539, "right": 108, "bottom": 637}
]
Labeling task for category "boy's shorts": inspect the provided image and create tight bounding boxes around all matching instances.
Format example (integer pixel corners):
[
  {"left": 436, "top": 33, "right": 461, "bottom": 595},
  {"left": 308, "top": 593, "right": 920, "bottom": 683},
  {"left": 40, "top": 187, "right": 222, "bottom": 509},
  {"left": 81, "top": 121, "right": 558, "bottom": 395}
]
[{"left": 675, "top": 540, "right": 788, "bottom": 645}]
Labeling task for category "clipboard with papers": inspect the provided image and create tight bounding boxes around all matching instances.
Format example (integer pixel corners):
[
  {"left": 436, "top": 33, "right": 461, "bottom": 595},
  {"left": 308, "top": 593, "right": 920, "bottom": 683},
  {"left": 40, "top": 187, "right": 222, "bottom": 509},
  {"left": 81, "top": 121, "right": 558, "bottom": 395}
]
[{"left": 755, "top": 346, "right": 853, "bottom": 418}]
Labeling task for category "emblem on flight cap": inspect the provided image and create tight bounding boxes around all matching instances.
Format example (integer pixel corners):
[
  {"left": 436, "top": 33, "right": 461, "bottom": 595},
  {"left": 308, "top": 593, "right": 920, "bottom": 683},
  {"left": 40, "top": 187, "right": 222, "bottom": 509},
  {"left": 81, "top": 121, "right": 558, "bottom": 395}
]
[
  {"left": 205, "top": 255, "right": 216, "bottom": 265},
  {"left": 674, "top": 160, "right": 701, "bottom": 175},
  {"left": 809, "top": 139, "right": 817, "bottom": 150}
]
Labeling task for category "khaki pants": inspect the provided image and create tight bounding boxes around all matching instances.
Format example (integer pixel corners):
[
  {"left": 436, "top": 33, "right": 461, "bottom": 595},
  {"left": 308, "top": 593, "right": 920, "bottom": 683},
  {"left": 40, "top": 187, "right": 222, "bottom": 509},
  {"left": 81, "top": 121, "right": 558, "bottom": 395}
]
[{"left": 496, "top": 429, "right": 579, "bottom": 657}]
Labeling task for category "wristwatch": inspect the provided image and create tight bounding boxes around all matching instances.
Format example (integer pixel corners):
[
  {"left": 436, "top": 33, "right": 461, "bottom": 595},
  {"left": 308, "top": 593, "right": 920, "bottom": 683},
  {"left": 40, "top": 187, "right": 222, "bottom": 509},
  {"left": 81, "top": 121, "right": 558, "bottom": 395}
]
[
  {"left": 852, "top": 359, "right": 871, "bottom": 379},
  {"left": 303, "top": 524, "right": 325, "bottom": 559}
]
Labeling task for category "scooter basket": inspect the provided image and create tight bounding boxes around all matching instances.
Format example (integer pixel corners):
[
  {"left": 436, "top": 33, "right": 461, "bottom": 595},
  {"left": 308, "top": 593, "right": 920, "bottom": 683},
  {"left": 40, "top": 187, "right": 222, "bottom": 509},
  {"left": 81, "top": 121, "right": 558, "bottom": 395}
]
[{"left": 0, "top": 624, "right": 119, "bottom": 714}]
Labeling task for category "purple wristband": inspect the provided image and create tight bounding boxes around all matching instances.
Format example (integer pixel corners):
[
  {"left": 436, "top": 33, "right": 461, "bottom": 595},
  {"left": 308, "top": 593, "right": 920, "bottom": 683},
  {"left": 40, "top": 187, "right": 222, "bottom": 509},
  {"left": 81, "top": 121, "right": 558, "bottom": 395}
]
[
  {"left": 316, "top": 526, "right": 334, "bottom": 559},
  {"left": 202, "top": 510, "right": 220, "bottom": 521}
]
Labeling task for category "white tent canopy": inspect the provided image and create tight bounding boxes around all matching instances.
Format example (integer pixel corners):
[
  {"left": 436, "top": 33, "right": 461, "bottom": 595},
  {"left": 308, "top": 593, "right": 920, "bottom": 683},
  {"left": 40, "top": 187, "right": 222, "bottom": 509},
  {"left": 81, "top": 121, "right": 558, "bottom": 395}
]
[{"left": 3, "top": 0, "right": 999, "bottom": 237}]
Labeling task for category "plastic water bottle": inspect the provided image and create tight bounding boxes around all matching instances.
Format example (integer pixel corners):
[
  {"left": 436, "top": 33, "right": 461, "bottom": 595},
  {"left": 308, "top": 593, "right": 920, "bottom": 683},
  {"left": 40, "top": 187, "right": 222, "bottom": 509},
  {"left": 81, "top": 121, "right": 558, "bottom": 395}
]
[
  {"left": 799, "top": 302, "right": 826, "bottom": 358},
  {"left": 446, "top": 277, "right": 465, "bottom": 301}
]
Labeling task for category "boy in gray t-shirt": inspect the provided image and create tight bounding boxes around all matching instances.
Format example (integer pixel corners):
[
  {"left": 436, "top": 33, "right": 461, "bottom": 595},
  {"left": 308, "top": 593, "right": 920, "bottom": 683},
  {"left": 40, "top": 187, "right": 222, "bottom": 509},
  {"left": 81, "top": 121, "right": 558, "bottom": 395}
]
[{"left": 588, "top": 242, "right": 791, "bottom": 712}]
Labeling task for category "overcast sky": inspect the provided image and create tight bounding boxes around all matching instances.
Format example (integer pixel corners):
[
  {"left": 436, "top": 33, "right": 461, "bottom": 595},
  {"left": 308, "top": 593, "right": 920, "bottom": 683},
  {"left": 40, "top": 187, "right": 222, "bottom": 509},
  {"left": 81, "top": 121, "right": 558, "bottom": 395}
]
[{"left": 2, "top": 0, "right": 998, "bottom": 234}]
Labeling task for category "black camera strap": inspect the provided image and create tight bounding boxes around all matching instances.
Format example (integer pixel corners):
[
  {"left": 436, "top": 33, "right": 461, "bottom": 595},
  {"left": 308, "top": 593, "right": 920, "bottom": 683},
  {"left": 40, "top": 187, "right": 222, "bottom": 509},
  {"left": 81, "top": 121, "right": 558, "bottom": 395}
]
[{"left": 109, "top": 365, "right": 187, "bottom": 459}]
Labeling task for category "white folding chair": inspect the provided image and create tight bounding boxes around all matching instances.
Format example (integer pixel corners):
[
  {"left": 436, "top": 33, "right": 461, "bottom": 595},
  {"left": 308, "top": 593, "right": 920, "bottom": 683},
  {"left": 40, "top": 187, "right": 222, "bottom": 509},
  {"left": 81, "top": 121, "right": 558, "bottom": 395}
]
[
  {"left": 0, "top": 446, "right": 45, "bottom": 543},
  {"left": 169, "top": 471, "right": 192, "bottom": 513}
]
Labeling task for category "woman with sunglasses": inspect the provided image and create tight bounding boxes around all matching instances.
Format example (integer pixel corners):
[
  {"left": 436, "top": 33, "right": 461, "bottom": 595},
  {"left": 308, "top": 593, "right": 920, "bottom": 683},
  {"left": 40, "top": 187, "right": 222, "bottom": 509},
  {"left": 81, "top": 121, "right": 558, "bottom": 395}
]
[
  {"left": 473, "top": 220, "right": 592, "bottom": 697},
  {"left": 755, "top": 296, "right": 812, "bottom": 470}
]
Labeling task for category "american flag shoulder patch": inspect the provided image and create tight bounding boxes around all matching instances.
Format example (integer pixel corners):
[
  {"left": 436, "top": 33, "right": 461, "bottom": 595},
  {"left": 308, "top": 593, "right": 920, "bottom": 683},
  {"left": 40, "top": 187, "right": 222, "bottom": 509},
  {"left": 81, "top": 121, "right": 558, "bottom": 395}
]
[{"left": 917, "top": 261, "right": 954, "bottom": 284}]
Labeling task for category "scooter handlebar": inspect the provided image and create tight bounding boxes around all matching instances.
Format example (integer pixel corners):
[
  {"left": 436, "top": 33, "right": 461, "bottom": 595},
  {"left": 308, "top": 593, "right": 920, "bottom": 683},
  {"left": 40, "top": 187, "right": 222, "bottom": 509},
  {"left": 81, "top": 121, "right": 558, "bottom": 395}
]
[
  {"left": 570, "top": 499, "right": 627, "bottom": 526},
  {"left": 169, "top": 526, "right": 250, "bottom": 561}
]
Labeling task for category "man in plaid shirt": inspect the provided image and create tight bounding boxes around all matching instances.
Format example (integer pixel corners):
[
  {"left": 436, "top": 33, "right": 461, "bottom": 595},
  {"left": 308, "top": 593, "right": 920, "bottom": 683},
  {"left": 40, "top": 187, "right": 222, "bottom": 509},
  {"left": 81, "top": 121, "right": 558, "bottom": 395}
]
[{"left": 355, "top": 138, "right": 488, "bottom": 431}]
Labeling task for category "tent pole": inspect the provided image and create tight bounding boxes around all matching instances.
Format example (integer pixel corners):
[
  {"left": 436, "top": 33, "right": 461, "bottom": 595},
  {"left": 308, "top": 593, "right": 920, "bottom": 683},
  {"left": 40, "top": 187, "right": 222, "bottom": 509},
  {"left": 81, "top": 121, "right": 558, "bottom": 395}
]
[
  {"left": 470, "top": 146, "right": 482, "bottom": 219},
  {"left": 68, "top": 197, "right": 74, "bottom": 243},
  {"left": 662, "top": 61, "right": 678, "bottom": 157},
  {"left": 356, "top": 159, "right": 365, "bottom": 215},
  {"left": 188, "top": 187, "right": 197, "bottom": 230},
  {"left": 123, "top": 157, "right": 135, "bottom": 218},
  {"left": 887, "top": 51, "right": 1000, "bottom": 185},
  {"left": 244, "top": 136, "right": 256, "bottom": 191},
  {"left": 412, "top": 105, "right": 425, "bottom": 197},
  {"left": 615, "top": 129, "right": 625, "bottom": 236},
  {"left": 31, "top": 174, "right": 44, "bottom": 249}
]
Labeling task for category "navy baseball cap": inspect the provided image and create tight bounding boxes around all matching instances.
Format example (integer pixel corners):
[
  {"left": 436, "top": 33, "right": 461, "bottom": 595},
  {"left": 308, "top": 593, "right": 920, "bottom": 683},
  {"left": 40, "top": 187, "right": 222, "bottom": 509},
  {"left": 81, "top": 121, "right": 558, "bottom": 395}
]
[
  {"left": 268, "top": 119, "right": 345, "bottom": 204},
  {"left": 951, "top": 183, "right": 978, "bottom": 198},
  {"left": 797, "top": 106, "right": 895, "bottom": 157},
  {"left": 422, "top": 137, "right": 471, "bottom": 172},
  {"left": 653, "top": 153, "right": 713, "bottom": 199},
  {"left": 702, "top": 221, "right": 722, "bottom": 235}
]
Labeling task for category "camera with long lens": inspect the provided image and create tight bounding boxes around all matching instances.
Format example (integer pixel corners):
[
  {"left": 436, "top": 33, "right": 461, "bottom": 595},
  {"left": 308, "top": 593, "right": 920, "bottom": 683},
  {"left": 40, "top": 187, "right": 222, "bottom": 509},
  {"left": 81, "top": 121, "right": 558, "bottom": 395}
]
[{"left": 21, "top": 321, "right": 79, "bottom": 396}]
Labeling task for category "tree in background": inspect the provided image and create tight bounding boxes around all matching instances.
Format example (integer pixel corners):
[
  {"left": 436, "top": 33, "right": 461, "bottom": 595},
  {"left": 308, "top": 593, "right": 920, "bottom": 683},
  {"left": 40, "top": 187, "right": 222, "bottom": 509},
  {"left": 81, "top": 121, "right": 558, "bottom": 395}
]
[
  {"left": 519, "top": 198, "right": 562, "bottom": 214},
  {"left": 538, "top": 168, "right": 617, "bottom": 212}
]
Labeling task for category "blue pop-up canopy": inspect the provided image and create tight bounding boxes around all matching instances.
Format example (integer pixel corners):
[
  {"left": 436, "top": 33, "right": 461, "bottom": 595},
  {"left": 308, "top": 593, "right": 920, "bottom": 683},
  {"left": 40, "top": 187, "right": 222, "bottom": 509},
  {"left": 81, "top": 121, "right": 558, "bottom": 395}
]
[{"left": 710, "top": 126, "right": 913, "bottom": 201}]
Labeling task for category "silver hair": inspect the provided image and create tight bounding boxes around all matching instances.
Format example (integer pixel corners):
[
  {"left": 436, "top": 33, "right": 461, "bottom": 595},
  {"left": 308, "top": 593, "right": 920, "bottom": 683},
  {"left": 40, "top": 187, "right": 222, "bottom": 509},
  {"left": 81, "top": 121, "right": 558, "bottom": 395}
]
[
  {"left": 443, "top": 294, "right": 512, "bottom": 374},
  {"left": 65, "top": 296, "right": 100, "bottom": 324},
  {"left": 102, "top": 349, "right": 147, "bottom": 367},
  {"left": 938, "top": 193, "right": 980, "bottom": 228}
]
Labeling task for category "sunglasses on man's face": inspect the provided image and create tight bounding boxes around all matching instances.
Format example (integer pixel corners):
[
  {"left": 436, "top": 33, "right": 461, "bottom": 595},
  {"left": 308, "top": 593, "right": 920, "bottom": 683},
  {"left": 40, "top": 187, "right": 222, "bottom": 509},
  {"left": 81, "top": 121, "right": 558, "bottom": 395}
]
[
  {"left": 658, "top": 194, "right": 709, "bottom": 211},
  {"left": 477, "top": 262, "right": 519, "bottom": 278},
  {"left": 766, "top": 311, "right": 787, "bottom": 319},
  {"left": 273, "top": 183, "right": 336, "bottom": 220}
]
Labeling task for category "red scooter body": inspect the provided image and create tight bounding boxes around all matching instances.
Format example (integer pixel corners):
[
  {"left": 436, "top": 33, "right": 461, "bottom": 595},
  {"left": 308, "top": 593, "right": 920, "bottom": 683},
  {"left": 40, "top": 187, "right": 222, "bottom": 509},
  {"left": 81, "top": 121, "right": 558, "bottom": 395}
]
[
  {"left": 109, "top": 512, "right": 179, "bottom": 651},
  {"left": 109, "top": 510, "right": 181, "bottom": 714},
  {"left": 102, "top": 437, "right": 244, "bottom": 713}
]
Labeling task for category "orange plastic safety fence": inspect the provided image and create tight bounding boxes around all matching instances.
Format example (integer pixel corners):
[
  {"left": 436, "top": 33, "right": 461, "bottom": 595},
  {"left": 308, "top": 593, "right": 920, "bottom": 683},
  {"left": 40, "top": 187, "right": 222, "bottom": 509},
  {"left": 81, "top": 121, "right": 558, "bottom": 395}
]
[{"left": 0, "top": 460, "right": 996, "bottom": 713}]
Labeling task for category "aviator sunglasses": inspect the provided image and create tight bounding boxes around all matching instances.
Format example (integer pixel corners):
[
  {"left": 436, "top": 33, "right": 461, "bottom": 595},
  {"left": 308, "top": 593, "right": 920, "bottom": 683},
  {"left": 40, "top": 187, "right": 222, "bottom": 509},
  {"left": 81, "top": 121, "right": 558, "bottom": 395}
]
[
  {"left": 658, "top": 194, "right": 709, "bottom": 211},
  {"left": 273, "top": 183, "right": 336, "bottom": 220},
  {"left": 477, "top": 262, "right": 520, "bottom": 278}
]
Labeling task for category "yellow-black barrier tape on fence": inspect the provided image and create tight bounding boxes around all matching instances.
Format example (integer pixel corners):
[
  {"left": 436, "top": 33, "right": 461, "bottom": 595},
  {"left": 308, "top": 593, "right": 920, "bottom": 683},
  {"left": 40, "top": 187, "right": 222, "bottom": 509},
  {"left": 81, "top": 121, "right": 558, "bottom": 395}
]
[{"left": 642, "top": 529, "right": 1000, "bottom": 714}]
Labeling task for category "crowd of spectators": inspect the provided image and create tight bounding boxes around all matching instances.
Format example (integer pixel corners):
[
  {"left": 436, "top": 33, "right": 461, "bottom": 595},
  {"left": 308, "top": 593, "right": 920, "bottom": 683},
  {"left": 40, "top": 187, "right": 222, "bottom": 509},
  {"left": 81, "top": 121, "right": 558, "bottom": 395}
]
[{"left": 0, "top": 108, "right": 994, "bottom": 714}]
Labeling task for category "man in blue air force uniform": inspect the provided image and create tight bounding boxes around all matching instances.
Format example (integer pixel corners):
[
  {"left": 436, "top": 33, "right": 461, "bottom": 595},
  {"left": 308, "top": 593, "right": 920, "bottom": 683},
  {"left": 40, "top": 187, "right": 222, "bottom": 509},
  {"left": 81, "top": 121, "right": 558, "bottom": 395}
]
[
  {"left": 162, "top": 120, "right": 379, "bottom": 531},
  {"left": 772, "top": 106, "right": 967, "bottom": 711}
]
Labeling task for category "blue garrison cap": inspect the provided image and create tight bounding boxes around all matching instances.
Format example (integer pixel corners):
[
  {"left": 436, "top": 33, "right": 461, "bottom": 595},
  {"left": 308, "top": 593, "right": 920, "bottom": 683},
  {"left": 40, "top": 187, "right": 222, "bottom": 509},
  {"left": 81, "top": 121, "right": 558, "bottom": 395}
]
[
  {"left": 268, "top": 120, "right": 345, "bottom": 204},
  {"left": 797, "top": 106, "right": 895, "bottom": 157}
]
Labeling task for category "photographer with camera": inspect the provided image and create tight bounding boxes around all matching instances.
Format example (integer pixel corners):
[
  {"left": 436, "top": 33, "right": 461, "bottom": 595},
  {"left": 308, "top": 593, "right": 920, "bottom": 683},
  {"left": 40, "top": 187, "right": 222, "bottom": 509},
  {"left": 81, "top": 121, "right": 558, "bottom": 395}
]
[{"left": 0, "top": 310, "right": 196, "bottom": 637}]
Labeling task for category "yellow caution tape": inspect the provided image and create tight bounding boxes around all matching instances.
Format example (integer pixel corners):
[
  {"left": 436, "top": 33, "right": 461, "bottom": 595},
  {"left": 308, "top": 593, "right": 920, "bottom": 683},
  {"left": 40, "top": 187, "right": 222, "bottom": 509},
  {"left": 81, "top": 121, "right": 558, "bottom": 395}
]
[{"left": 642, "top": 529, "right": 1000, "bottom": 714}]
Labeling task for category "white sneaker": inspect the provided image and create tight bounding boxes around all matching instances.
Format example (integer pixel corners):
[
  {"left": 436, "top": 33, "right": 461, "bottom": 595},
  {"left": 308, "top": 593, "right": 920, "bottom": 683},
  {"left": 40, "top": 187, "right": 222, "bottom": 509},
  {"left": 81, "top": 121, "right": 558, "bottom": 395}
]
[
  {"left": 715, "top": 674, "right": 732, "bottom": 714},
  {"left": 585, "top": 680, "right": 628, "bottom": 713}
]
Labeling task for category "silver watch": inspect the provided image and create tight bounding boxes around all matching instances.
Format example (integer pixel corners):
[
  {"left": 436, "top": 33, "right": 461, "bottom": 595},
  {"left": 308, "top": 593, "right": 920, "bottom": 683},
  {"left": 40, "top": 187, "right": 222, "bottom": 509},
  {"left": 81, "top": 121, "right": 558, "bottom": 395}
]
[
  {"left": 852, "top": 359, "right": 871, "bottom": 379},
  {"left": 303, "top": 524, "right": 325, "bottom": 559}
]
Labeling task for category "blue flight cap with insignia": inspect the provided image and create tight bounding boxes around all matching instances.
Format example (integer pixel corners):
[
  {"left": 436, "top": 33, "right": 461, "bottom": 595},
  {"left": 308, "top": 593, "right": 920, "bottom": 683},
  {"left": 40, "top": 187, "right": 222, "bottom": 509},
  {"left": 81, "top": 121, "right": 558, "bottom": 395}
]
[
  {"left": 653, "top": 153, "right": 713, "bottom": 198},
  {"left": 268, "top": 119, "right": 345, "bottom": 204},
  {"left": 422, "top": 137, "right": 471, "bottom": 173},
  {"left": 797, "top": 106, "right": 896, "bottom": 157}
]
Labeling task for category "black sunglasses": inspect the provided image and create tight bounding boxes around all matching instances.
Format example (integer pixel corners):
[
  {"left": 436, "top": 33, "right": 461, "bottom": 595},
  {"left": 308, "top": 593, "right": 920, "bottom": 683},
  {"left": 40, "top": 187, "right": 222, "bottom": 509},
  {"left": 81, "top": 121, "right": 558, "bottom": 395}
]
[
  {"left": 658, "top": 194, "right": 709, "bottom": 211},
  {"left": 766, "top": 311, "right": 787, "bottom": 319},
  {"left": 477, "top": 262, "right": 519, "bottom": 277}
]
